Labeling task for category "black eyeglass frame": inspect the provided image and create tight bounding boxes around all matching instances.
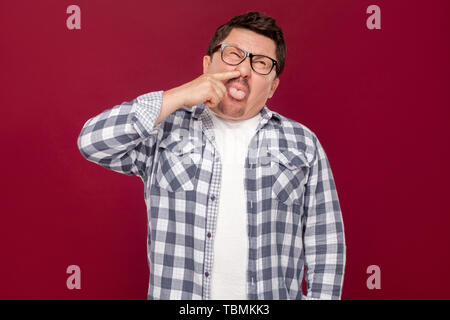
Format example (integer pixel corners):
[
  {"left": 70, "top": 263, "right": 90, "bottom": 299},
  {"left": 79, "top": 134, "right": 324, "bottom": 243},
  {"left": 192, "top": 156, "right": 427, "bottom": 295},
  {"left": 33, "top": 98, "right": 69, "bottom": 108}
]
[{"left": 212, "top": 43, "right": 278, "bottom": 75}]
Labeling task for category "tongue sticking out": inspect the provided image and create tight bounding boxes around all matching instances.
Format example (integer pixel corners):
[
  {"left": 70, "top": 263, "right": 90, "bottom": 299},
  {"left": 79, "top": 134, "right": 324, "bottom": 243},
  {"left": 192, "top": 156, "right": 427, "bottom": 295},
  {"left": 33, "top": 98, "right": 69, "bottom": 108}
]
[{"left": 228, "top": 87, "right": 246, "bottom": 101}]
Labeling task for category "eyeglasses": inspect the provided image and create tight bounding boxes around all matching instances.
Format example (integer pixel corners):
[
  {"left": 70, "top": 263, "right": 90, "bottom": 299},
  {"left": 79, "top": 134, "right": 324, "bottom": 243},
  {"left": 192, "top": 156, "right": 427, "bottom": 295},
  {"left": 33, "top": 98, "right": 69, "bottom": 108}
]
[{"left": 212, "top": 43, "right": 278, "bottom": 75}]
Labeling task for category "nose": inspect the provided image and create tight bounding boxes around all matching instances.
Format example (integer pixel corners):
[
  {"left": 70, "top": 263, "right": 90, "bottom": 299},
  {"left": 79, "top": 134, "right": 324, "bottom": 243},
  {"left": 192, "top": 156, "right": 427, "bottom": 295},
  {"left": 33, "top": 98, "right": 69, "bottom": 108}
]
[{"left": 234, "top": 56, "right": 252, "bottom": 78}]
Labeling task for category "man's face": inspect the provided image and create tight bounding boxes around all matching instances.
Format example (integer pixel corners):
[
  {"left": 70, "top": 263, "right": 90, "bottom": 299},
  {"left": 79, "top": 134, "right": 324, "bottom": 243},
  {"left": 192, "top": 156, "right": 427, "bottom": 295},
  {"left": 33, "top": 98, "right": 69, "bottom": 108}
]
[{"left": 203, "top": 28, "right": 280, "bottom": 121}]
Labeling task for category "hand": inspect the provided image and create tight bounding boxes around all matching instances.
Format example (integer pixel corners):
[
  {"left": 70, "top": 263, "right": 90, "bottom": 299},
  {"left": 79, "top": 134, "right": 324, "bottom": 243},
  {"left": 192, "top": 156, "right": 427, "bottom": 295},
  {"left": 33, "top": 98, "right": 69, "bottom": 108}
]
[{"left": 173, "top": 70, "right": 241, "bottom": 109}]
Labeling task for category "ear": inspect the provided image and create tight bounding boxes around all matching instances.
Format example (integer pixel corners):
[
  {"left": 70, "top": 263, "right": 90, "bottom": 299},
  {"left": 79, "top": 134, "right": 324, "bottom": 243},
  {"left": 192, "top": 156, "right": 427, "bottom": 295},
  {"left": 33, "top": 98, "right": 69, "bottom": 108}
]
[
  {"left": 203, "top": 55, "right": 211, "bottom": 74},
  {"left": 268, "top": 77, "right": 280, "bottom": 99}
]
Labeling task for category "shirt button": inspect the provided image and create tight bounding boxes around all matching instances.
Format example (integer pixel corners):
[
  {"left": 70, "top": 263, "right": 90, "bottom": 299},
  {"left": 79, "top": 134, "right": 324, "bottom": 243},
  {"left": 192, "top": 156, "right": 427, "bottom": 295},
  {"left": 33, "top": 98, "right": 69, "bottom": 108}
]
[
  {"left": 210, "top": 195, "right": 216, "bottom": 201},
  {"left": 207, "top": 232, "right": 211, "bottom": 238},
  {"left": 205, "top": 272, "right": 209, "bottom": 277}
]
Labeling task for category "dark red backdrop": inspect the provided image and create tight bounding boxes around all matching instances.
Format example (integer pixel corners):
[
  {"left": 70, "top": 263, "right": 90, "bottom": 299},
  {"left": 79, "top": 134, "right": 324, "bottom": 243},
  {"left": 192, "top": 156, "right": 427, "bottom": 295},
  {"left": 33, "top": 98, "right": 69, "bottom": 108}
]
[{"left": 1, "top": 0, "right": 449, "bottom": 299}]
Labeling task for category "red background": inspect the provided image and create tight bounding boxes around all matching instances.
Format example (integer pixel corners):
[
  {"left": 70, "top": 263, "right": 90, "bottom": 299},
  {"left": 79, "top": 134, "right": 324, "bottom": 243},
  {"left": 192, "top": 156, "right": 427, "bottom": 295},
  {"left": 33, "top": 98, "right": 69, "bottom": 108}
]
[{"left": 1, "top": 0, "right": 449, "bottom": 299}]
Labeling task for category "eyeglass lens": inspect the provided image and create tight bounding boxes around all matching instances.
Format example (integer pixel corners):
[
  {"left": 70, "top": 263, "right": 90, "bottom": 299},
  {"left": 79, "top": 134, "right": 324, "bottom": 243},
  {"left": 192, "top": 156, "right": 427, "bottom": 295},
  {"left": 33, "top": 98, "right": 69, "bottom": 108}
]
[{"left": 222, "top": 46, "right": 273, "bottom": 75}]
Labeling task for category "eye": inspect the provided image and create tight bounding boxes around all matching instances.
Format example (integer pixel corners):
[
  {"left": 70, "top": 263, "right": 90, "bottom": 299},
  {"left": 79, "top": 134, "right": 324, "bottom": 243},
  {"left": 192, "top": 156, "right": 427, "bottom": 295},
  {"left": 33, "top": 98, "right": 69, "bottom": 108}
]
[{"left": 254, "top": 60, "right": 267, "bottom": 66}]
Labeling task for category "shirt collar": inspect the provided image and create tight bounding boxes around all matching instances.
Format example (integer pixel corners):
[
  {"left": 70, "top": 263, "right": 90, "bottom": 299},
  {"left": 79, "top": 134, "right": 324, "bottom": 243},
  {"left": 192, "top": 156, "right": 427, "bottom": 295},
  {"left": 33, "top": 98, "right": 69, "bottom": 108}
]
[{"left": 180, "top": 103, "right": 282, "bottom": 123}]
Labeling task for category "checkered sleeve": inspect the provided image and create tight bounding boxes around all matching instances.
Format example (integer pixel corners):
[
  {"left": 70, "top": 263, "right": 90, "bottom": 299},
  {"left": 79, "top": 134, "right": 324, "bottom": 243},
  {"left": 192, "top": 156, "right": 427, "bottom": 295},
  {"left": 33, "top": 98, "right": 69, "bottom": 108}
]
[
  {"left": 302, "top": 134, "right": 346, "bottom": 300},
  {"left": 77, "top": 91, "right": 163, "bottom": 179}
]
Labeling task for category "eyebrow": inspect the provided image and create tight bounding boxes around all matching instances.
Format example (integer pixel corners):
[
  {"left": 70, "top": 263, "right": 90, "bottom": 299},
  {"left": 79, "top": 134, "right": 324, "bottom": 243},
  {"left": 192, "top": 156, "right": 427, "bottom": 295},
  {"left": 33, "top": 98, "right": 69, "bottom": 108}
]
[{"left": 225, "top": 43, "right": 272, "bottom": 58}]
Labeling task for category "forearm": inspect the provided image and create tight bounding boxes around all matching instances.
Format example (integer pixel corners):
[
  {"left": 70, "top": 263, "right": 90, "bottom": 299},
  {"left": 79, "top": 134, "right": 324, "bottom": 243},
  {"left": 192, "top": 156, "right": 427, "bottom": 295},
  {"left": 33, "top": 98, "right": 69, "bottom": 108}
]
[
  {"left": 155, "top": 87, "right": 185, "bottom": 127},
  {"left": 303, "top": 221, "right": 346, "bottom": 300},
  {"left": 302, "top": 134, "right": 346, "bottom": 300},
  {"left": 77, "top": 91, "right": 163, "bottom": 176}
]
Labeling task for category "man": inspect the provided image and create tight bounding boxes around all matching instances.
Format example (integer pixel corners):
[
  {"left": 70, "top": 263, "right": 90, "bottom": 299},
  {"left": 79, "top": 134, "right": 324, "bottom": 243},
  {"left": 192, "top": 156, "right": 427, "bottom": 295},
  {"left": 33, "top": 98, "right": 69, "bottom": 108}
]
[{"left": 77, "top": 11, "right": 346, "bottom": 300}]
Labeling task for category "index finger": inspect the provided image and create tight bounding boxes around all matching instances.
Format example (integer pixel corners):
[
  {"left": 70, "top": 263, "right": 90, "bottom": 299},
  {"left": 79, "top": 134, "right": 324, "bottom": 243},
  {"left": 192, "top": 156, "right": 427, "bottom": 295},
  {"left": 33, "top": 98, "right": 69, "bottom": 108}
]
[{"left": 210, "top": 70, "right": 241, "bottom": 81}]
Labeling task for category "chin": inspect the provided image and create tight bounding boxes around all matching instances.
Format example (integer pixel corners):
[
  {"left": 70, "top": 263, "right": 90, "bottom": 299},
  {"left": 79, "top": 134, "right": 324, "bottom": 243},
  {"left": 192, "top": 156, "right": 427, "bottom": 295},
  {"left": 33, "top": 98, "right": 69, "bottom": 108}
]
[{"left": 218, "top": 98, "right": 247, "bottom": 118}]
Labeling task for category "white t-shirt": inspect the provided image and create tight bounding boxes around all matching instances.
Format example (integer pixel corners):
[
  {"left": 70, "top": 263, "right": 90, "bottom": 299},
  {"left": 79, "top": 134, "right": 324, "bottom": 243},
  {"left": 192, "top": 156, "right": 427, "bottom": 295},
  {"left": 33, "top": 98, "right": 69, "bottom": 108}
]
[{"left": 208, "top": 108, "right": 262, "bottom": 300}]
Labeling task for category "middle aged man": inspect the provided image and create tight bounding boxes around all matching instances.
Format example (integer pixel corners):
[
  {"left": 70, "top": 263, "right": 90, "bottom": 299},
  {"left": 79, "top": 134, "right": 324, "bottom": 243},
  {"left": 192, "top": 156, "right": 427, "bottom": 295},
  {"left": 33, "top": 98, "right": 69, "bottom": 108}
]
[{"left": 78, "top": 11, "right": 346, "bottom": 300}]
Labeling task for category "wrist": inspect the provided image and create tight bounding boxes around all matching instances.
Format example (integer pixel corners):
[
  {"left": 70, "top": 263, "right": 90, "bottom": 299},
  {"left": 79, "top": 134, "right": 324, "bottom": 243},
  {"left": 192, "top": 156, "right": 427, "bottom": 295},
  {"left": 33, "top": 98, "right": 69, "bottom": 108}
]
[{"left": 163, "top": 87, "right": 184, "bottom": 112}]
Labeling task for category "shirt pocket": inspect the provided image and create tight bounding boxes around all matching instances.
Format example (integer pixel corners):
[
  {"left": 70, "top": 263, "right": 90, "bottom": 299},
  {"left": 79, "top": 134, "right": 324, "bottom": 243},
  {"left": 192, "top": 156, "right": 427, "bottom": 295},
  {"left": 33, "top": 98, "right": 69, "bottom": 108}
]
[
  {"left": 268, "top": 148, "right": 310, "bottom": 206},
  {"left": 155, "top": 135, "right": 202, "bottom": 192}
]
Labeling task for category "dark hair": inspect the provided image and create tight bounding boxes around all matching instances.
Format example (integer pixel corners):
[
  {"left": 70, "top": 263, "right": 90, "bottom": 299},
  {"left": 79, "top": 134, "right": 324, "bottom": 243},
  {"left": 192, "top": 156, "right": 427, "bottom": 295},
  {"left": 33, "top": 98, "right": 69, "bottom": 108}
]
[{"left": 206, "top": 11, "right": 286, "bottom": 77}]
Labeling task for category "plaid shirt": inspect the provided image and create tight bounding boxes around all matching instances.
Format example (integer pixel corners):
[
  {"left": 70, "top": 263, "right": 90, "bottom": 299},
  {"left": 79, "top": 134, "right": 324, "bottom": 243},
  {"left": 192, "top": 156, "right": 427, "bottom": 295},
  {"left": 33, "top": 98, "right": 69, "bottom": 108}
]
[{"left": 77, "top": 90, "right": 346, "bottom": 300}]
